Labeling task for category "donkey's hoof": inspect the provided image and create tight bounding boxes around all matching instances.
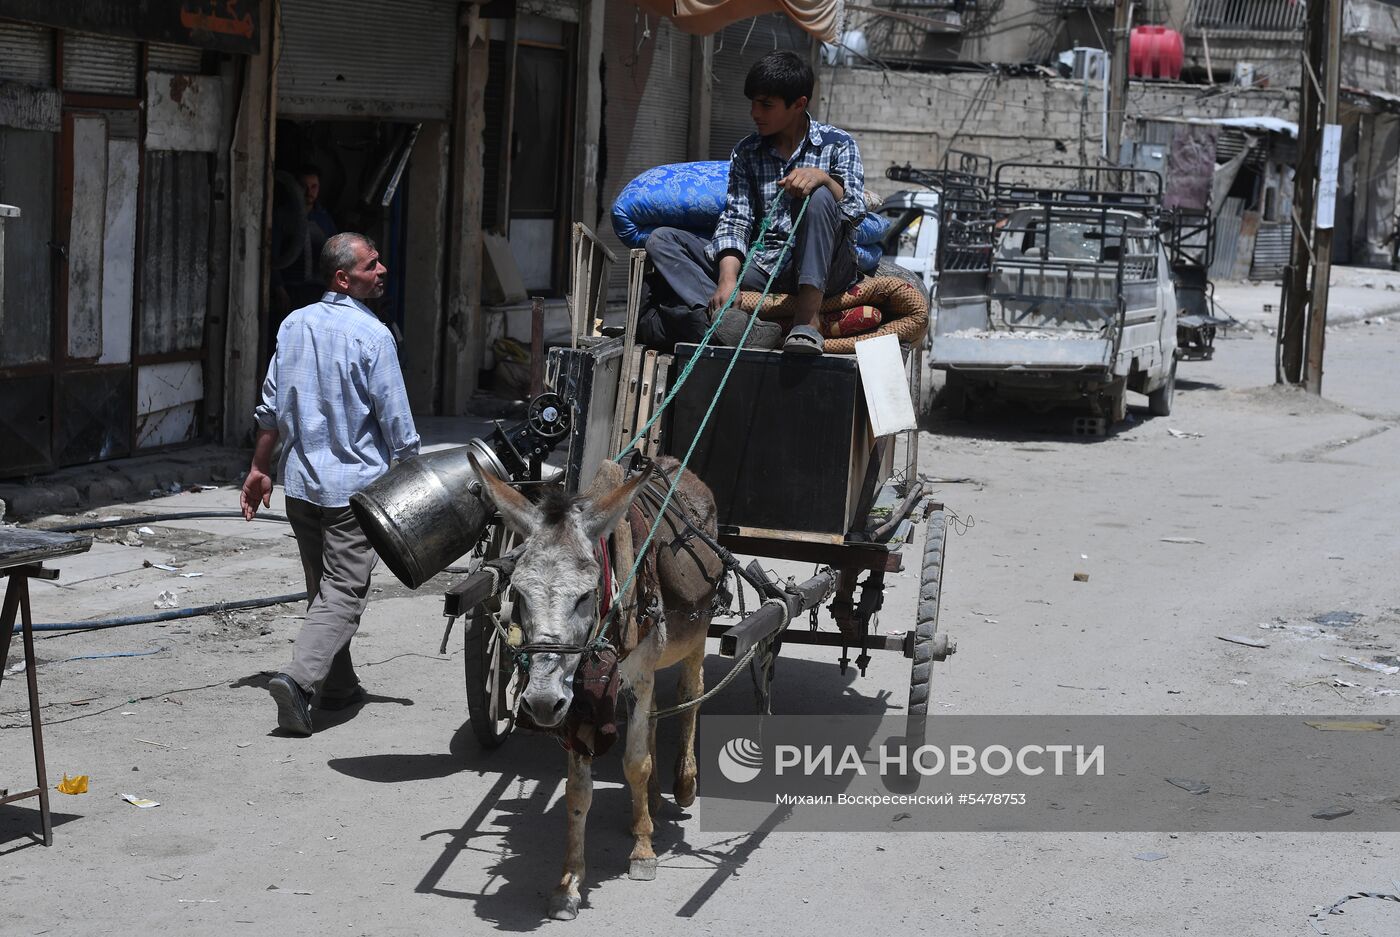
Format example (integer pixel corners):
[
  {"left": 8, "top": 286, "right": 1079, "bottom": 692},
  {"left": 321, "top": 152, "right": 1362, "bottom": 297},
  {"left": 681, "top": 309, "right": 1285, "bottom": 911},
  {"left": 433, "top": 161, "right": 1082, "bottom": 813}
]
[
  {"left": 673, "top": 777, "right": 697, "bottom": 809},
  {"left": 629, "top": 857, "right": 658, "bottom": 881},
  {"left": 548, "top": 893, "right": 581, "bottom": 920}
]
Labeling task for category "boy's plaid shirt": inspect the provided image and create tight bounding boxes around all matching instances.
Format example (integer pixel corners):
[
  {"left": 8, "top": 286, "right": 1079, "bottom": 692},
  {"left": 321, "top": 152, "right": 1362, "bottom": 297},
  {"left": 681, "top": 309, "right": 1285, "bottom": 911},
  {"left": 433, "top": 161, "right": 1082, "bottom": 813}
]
[{"left": 709, "top": 115, "right": 866, "bottom": 276}]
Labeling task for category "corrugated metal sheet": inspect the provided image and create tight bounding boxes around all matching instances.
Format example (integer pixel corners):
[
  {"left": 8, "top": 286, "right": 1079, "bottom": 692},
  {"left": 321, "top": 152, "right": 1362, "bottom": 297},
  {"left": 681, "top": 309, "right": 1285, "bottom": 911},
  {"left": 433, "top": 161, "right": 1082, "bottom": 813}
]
[
  {"left": 1210, "top": 197, "right": 1244, "bottom": 280},
  {"left": 708, "top": 14, "right": 808, "bottom": 162},
  {"left": 139, "top": 151, "right": 210, "bottom": 355},
  {"left": 1250, "top": 220, "right": 1290, "bottom": 278},
  {"left": 147, "top": 42, "right": 204, "bottom": 74},
  {"left": 0, "top": 20, "right": 54, "bottom": 87},
  {"left": 62, "top": 31, "right": 139, "bottom": 96},
  {"left": 278, "top": 0, "right": 458, "bottom": 120},
  {"left": 0, "top": 126, "right": 54, "bottom": 367},
  {"left": 602, "top": 7, "right": 693, "bottom": 296}
]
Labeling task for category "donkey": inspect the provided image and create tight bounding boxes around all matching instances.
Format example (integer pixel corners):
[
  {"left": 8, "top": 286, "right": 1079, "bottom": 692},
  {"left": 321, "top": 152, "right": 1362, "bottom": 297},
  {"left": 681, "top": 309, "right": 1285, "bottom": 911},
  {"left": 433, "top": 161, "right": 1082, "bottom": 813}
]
[{"left": 472, "top": 455, "right": 722, "bottom": 920}]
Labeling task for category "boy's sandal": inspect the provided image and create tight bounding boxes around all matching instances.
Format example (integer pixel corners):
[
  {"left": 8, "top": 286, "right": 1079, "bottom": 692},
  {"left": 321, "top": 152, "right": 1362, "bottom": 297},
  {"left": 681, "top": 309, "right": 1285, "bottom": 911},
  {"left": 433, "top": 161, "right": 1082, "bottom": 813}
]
[{"left": 783, "top": 324, "right": 824, "bottom": 356}]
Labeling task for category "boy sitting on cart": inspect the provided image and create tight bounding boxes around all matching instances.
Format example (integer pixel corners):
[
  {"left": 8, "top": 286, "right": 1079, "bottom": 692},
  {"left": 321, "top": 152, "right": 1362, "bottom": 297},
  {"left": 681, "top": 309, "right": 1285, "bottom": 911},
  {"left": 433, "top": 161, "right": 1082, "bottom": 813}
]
[{"left": 646, "top": 50, "right": 867, "bottom": 355}]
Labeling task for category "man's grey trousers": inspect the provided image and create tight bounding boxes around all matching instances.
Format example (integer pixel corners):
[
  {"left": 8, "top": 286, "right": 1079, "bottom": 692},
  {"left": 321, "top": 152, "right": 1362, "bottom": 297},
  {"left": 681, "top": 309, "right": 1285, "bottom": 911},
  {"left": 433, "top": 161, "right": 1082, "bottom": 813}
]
[{"left": 283, "top": 497, "right": 376, "bottom": 697}]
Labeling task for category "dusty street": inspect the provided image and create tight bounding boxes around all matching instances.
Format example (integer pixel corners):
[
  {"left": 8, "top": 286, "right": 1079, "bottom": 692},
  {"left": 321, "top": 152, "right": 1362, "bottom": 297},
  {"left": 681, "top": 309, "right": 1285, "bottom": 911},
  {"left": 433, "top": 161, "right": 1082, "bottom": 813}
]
[{"left": 3, "top": 320, "right": 1399, "bottom": 936}]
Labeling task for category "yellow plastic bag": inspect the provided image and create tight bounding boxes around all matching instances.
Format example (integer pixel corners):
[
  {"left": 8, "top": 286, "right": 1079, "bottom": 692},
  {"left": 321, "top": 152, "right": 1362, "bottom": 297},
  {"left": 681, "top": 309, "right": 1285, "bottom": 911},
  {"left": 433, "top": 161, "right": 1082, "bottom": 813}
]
[{"left": 56, "top": 774, "right": 89, "bottom": 794}]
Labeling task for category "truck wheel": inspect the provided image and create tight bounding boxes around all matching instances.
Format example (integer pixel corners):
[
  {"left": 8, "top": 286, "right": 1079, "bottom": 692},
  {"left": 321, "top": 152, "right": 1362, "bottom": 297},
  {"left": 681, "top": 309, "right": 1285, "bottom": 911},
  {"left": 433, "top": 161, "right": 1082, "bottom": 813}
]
[
  {"left": 939, "top": 372, "right": 969, "bottom": 418},
  {"left": 1148, "top": 359, "right": 1177, "bottom": 417},
  {"left": 1107, "top": 379, "right": 1128, "bottom": 424}
]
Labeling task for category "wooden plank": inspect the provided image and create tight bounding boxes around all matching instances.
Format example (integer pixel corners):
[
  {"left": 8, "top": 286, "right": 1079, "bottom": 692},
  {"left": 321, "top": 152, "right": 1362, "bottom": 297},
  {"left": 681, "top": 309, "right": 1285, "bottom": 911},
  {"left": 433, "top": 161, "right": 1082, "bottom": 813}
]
[
  {"left": 610, "top": 250, "right": 646, "bottom": 455},
  {"left": 646, "top": 353, "right": 672, "bottom": 456},
  {"left": 635, "top": 350, "right": 657, "bottom": 457},
  {"left": 717, "top": 531, "right": 903, "bottom": 573},
  {"left": 614, "top": 344, "right": 646, "bottom": 456},
  {"left": 0, "top": 529, "right": 93, "bottom": 570},
  {"left": 732, "top": 525, "right": 847, "bottom": 546}
]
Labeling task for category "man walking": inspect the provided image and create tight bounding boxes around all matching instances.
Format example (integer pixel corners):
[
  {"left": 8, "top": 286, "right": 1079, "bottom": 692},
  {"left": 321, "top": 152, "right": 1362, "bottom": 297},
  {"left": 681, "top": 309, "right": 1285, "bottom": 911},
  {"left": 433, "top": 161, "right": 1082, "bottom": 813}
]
[{"left": 241, "top": 232, "right": 419, "bottom": 736}]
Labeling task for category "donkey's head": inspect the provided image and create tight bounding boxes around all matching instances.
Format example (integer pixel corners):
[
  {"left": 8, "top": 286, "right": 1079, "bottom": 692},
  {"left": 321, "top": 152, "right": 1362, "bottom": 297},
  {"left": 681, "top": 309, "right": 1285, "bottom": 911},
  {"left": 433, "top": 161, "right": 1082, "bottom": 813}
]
[{"left": 471, "top": 456, "right": 645, "bottom": 729}]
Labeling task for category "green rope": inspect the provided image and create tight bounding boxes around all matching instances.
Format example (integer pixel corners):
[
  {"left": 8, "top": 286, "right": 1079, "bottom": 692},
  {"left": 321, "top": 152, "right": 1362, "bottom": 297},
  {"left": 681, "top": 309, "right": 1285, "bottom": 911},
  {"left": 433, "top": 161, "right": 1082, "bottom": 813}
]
[
  {"left": 600, "top": 193, "right": 815, "bottom": 644},
  {"left": 612, "top": 192, "right": 793, "bottom": 464}
]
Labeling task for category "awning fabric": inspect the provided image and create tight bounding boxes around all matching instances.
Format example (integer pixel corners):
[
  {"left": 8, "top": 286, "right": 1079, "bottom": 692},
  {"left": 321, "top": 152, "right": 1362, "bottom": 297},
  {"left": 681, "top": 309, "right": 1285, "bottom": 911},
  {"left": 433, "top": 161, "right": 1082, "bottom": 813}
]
[{"left": 634, "top": 0, "right": 842, "bottom": 42}]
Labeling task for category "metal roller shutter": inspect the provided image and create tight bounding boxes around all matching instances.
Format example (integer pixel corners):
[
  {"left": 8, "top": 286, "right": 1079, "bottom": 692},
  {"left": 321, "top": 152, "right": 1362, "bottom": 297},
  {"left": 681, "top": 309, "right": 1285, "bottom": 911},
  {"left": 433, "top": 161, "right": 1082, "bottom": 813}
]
[
  {"left": 0, "top": 21, "right": 53, "bottom": 87},
  {"left": 147, "top": 42, "right": 204, "bottom": 74},
  {"left": 602, "top": 5, "right": 693, "bottom": 297},
  {"left": 278, "top": 0, "right": 458, "bottom": 120},
  {"left": 708, "top": 14, "right": 808, "bottom": 161},
  {"left": 61, "top": 32, "right": 139, "bottom": 96}
]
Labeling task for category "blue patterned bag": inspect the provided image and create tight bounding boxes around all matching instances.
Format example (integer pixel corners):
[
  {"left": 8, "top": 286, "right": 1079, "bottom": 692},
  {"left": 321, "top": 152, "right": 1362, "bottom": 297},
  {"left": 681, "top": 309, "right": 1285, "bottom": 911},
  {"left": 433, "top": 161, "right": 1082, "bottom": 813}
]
[{"left": 612, "top": 161, "right": 887, "bottom": 273}]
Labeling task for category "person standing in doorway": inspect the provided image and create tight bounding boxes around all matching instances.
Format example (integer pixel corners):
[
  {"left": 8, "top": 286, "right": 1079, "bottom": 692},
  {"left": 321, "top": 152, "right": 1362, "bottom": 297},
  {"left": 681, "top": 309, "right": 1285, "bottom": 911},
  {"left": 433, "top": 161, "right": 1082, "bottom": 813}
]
[{"left": 241, "top": 232, "right": 419, "bottom": 736}]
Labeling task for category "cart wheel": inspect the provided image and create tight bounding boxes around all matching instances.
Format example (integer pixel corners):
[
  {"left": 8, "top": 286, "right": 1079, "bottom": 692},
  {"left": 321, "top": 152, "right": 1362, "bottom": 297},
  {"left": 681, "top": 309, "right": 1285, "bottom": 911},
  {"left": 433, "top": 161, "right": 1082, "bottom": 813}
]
[
  {"left": 464, "top": 602, "right": 521, "bottom": 748},
  {"left": 1147, "top": 358, "right": 1177, "bottom": 417},
  {"left": 464, "top": 526, "right": 520, "bottom": 749},
  {"left": 908, "top": 508, "right": 952, "bottom": 726}
]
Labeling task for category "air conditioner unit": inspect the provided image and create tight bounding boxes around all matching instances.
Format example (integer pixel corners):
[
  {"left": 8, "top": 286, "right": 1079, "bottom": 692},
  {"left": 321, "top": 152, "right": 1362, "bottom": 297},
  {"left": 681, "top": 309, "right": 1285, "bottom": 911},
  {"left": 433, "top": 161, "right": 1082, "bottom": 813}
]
[{"left": 1071, "top": 47, "right": 1109, "bottom": 82}]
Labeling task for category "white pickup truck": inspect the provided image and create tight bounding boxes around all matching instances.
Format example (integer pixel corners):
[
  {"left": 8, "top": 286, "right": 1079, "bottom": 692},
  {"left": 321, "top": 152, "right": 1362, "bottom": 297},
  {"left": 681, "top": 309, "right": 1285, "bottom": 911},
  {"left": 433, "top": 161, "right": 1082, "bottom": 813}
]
[{"left": 927, "top": 164, "right": 1179, "bottom": 424}]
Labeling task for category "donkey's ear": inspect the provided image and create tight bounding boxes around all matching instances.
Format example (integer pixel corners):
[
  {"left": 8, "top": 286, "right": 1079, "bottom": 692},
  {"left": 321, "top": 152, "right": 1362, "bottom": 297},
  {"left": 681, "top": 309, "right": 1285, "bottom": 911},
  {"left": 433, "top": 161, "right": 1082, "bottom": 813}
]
[
  {"left": 581, "top": 469, "right": 647, "bottom": 542},
  {"left": 470, "top": 452, "right": 542, "bottom": 536}
]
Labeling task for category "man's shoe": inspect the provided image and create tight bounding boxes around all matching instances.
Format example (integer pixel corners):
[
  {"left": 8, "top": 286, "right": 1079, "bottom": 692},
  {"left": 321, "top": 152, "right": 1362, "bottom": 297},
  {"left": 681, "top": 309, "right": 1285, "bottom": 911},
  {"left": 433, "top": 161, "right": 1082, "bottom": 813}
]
[
  {"left": 316, "top": 684, "right": 367, "bottom": 711},
  {"left": 269, "top": 673, "right": 314, "bottom": 736}
]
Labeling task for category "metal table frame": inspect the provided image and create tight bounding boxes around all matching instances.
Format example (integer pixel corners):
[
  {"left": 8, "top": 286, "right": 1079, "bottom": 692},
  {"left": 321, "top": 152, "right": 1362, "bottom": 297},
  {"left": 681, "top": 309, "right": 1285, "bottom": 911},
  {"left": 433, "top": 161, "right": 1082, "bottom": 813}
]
[{"left": 0, "top": 529, "right": 91, "bottom": 848}]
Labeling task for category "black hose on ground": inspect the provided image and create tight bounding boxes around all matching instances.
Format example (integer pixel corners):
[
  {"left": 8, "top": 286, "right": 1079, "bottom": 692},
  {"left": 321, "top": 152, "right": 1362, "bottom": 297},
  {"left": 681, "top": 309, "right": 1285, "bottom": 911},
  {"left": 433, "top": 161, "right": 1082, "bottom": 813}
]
[
  {"left": 14, "top": 592, "right": 310, "bottom": 635},
  {"left": 45, "top": 510, "right": 290, "bottom": 533}
]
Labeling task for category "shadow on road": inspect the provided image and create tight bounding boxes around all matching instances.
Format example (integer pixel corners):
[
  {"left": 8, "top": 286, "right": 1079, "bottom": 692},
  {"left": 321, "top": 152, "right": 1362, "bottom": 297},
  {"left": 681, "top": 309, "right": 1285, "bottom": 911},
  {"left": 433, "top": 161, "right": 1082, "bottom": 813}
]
[{"left": 323, "top": 652, "right": 898, "bottom": 926}]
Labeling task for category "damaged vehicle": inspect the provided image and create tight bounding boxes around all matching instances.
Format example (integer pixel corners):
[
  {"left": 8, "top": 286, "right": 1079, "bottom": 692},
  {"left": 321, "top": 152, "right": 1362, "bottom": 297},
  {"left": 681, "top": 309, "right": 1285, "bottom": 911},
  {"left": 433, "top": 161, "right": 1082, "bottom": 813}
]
[{"left": 930, "top": 163, "right": 1179, "bottom": 423}]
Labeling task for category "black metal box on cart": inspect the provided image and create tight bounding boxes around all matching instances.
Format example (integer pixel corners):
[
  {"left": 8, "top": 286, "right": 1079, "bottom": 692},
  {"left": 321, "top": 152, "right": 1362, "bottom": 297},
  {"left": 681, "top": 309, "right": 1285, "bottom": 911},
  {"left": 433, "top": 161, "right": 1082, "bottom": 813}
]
[{"left": 661, "top": 344, "right": 887, "bottom": 542}]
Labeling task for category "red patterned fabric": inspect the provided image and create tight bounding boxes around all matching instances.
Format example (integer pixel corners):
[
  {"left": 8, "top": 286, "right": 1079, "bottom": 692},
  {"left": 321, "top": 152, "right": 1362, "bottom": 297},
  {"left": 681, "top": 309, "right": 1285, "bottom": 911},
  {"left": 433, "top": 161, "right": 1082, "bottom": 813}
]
[{"left": 819, "top": 305, "right": 882, "bottom": 338}]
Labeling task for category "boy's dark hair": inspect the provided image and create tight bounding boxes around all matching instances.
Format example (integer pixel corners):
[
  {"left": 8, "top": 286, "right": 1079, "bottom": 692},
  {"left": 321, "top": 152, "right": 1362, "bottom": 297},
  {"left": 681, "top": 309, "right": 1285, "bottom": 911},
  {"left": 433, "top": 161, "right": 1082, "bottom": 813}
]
[{"left": 743, "top": 50, "right": 813, "bottom": 106}]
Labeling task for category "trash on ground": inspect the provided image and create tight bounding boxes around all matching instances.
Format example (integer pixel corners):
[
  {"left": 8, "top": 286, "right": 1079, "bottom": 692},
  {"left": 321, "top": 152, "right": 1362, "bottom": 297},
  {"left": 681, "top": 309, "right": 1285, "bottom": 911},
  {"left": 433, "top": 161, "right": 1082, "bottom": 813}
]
[
  {"left": 1312, "top": 611, "right": 1363, "bottom": 627},
  {"left": 56, "top": 774, "right": 89, "bottom": 794},
  {"left": 1230, "top": 679, "right": 1249, "bottom": 686},
  {"left": 153, "top": 591, "right": 179, "bottom": 609},
  {"left": 1217, "top": 634, "right": 1269, "bottom": 648},
  {"left": 1167, "top": 428, "right": 1204, "bottom": 439},
  {"left": 1134, "top": 852, "right": 1168, "bottom": 861},
  {"left": 1166, "top": 777, "right": 1210, "bottom": 795},
  {"left": 137, "top": 526, "right": 155, "bottom": 535},
  {"left": 4, "top": 659, "right": 24, "bottom": 675},
  {"left": 1303, "top": 720, "right": 1387, "bottom": 731},
  {"left": 122, "top": 531, "right": 144, "bottom": 547},
  {"left": 1073, "top": 572, "right": 1089, "bottom": 582},
  {"left": 1308, "top": 889, "right": 1400, "bottom": 934},
  {"left": 121, "top": 793, "right": 161, "bottom": 808},
  {"left": 1160, "top": 537, "right": 1205, "bottom": 544},
  {"left": 1310, "top": 806, "right": 1354, "bottom": 820},
  {"left": 144, "top": 561, "right": 180, "bottom": 572},
  {"left": 1339, "top": 655, "right": 1399, "bottom": 675},
  {"left": 179, "top": 572, "right": 204, "bottom": 578}
]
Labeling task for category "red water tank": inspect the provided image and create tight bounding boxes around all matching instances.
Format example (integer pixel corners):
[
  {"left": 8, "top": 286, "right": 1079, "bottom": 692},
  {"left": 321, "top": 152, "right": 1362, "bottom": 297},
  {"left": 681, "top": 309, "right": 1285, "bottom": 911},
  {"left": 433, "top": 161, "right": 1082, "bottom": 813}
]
[{"left": 1129, "top": 25, "right": 1184, "bottom": 80}]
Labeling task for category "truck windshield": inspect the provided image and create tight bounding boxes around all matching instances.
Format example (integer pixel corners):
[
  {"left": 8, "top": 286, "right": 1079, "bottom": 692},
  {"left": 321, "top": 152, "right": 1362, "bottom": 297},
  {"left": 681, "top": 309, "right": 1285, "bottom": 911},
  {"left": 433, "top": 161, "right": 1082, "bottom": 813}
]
[{"left": 998, "top": 213, "right": 1135, "bottom": 262}]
